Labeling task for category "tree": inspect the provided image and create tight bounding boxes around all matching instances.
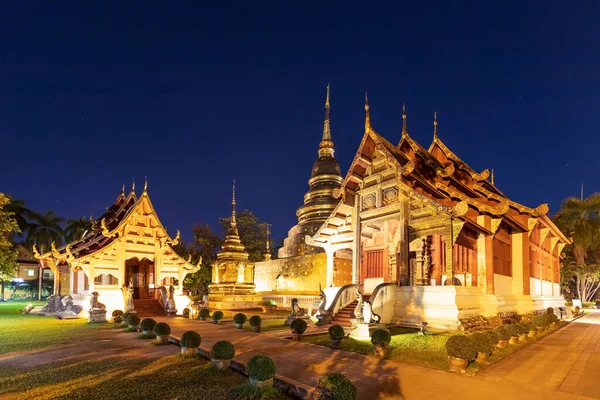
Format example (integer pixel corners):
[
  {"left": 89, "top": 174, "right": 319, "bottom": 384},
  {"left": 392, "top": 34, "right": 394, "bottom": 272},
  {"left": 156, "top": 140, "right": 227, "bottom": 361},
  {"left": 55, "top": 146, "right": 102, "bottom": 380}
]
[
  {"left": 64, "top": 217, "right": 92, "bottom": 243},
  {"left": 3, "top": 197, "right": 34, "bottom": 240},
  {"left": 554, "top": 193, "right": 600, "bottom": 303},
  {"left": 219, "top": 210, "right": 270, "bottom": 262},
  {"left": 26, "top": 211, "right": 65, "bottom": 252},
  {"left": 175, "top": 224, "right": 222, "bottom": 297},
  {"left": 0, "top": 194, "right": 20, "bottom": 302}
]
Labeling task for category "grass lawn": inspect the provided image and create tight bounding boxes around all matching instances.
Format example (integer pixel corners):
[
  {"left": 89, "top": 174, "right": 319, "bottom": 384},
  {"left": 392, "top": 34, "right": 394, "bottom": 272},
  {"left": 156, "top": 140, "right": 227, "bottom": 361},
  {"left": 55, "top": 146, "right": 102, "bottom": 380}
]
[
  {"left": 219, "top": 309, "right": 290, "bottom": 319},
  {"left": 0, "top": 301, "right": 108, "bottom": 355},
  {"left": 302, "top": 324, "right": 566, "bottom": 372},
  {"left": 0, "top": 355, "right": 247, "bottom": 400}
]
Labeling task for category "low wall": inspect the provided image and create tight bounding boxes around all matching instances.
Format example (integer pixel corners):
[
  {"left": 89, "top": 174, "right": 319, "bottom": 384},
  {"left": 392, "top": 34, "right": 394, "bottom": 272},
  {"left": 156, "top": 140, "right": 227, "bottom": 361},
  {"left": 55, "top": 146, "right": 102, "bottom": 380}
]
[
  {"left": 254, "top": 253, "right": 327, "bottom": 293},
  {"left": 260, "top": 293, "right": 322, "bottom": 313}
]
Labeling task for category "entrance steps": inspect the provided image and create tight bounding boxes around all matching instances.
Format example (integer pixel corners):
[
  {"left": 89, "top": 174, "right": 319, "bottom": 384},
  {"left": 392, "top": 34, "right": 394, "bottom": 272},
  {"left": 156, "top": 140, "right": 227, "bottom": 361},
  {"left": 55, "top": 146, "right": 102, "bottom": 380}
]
[
  {"left": 330, "top": 301, "right": 358, "bottom": 327},
  {"left": 133, "top": 299, "right": 165, "bottom": 317}
]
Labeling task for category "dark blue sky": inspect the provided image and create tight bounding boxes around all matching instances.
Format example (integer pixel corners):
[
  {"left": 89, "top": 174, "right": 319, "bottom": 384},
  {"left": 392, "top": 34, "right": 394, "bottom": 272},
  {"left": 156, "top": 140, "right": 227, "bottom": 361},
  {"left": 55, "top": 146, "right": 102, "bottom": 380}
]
[{"left": 1, "top": 2, "right": 598, "bottom": 243}]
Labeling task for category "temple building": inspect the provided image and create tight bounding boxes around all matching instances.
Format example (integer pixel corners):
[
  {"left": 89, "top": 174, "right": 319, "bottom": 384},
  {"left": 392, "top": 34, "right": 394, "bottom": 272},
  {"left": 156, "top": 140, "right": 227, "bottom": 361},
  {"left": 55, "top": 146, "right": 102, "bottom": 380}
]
[
  {"left": 302, "top": 97, "right": 569, "bottom": 328},
  {"left": 33, "top": 182, "right": 199, "bottom": 317},
  {"left": 208, "top": 180, "right": 262, "bottom": 309}
]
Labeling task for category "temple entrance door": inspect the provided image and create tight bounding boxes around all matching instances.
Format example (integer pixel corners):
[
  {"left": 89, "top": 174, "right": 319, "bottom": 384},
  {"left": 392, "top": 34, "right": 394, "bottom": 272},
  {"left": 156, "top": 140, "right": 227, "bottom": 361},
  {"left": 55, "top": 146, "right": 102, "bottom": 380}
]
[{"left": 125, "top": 258, "right": 155, "bottom": 300}]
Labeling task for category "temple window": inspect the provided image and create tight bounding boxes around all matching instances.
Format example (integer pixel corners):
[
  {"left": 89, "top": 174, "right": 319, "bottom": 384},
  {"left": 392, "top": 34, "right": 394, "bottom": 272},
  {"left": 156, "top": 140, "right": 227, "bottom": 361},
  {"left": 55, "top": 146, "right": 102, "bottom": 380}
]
[
  {"left": 493, "top": 224, "right": 512, "bottom": 276},
  {"left": 93, "top": 274, "right": 118, "bottom": 285},
  {"left": 364, "top": 249, "right": 384, "bottom": 278}
]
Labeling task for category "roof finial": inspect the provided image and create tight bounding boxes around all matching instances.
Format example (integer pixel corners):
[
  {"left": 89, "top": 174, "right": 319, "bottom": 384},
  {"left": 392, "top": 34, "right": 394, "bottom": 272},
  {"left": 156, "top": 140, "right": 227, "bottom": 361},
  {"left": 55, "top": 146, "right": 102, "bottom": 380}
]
[
  {"left": 264, "top": 222, "right": 272, "bottom": 260},
  {"left": 401, "top": 103, "right": 408, "bottom": 138},
  {"left": 491, "top": 168, "right": 495, "bottom": 185},
  {"left": 231, "top": 179, "right": 236, "bottom": 224},
  {"left": 365, "top": 92, "right": 371, "bottom": 131},
  {"left": 143, "top": 176, "right": 148, "bottom": 193},
  {"left": 121, "top": 182, "right": 125, "bottom": 196},
  {"left": 132, "top": 178, "right": 135, "bottom": 192},
  {"left": 318, "top": 83, "right": 335, "bottom": 158},
  {"left": 433, "top": 111, "right": 438, "bottom": 140}
]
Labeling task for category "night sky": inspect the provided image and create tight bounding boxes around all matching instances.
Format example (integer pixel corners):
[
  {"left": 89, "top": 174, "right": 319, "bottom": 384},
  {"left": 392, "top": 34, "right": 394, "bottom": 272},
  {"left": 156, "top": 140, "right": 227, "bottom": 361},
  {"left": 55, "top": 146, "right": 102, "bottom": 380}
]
[{"left": 1, "top": 2, "right": 598, "bottom": 244}]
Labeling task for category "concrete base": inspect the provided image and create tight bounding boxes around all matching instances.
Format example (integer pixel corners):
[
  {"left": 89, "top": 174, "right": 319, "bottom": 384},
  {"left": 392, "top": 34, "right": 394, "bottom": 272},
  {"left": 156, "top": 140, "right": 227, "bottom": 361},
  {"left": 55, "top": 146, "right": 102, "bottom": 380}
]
[
  {"left": 88, "top": 309, "right": 107, "bottom": 323},
  {"left": 349, "top": 322, "right": 386, "bottom": 340},
  {"left": 209, "top": 293, "right": 263, "bottom": 310}
]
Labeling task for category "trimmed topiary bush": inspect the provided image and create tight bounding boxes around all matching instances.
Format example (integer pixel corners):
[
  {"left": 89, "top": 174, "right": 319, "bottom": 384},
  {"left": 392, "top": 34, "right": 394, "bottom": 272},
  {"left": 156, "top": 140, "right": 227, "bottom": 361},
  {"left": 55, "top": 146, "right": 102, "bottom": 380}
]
[
  {"left": 328, "top": 325, "right": 345, "bottom": 341},
  {"left": 445, "top": 335, "right": 476, "bottom": 361},
  {"left": 290, "top": 318, "right": 307, "bottom": 334},
  {"left": 112, "top": 310, "right": 124, "bottom": 323},
  {"left": 140, "top": 318, "right": 157, "bottom": 332},
  {"left": 199, "top": 308, "right": 210, "bottom": 319},
  {"left": 495, "top": 325, "right": 511, "bottom": 341},
  {"left": 547, "top": 307, "right": 555, "bottom": 315},
  {"left": 211, "top": 340, "right": 235, "bottom": 360},
  {"left": 154, "top": 322, "right": 171, "bottom": 336},
  {"left": 532, "top": 314, "right": 549, "bottom": 328},
  {"left": 212, "top": 310, "right": 224, "bottom": 322},
  {"left": 249, "top": 315, "right": 262, "bottom": 327},
  {"left": 370, "top": 329, "right": 391, "bottom": 346},
  {"left": 121, "top": 312, "right": 130, "bottom": 325},
  {"left": 233, "top": 313, "right": 247, "bottom": 325},
  {"left": 247, "top": 355, "right": 276, "bottom": 382},
  {"left": 315, "top": 373, "right": 357, "bottom": 400},
  {"left": 126, "top": 313, "right": 140, "bottom": 327},
  {"left": 484, "top": 329, "right": 499, "bottom": 346},
  {"left": 180, "top": 331, "right": 201, "bottom": 348},
  {"left": 506, "top": 323, "right": 521, "bottom": 337},
  {"left": 471, "top": 332, "right": 493, "bottom": 355},
  {"left": 182, "top": 308, "right": 190, "bottom": 318}
]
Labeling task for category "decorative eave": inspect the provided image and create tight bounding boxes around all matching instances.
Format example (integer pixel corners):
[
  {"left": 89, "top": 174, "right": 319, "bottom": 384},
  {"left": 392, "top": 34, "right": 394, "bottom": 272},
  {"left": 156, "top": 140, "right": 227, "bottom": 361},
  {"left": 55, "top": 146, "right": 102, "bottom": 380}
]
[
  {"left": 428, "top": 137, "right": 490, "bottom": 182},
  {"left": 472, "top": 183, "right": 549, "bottom": 218}
]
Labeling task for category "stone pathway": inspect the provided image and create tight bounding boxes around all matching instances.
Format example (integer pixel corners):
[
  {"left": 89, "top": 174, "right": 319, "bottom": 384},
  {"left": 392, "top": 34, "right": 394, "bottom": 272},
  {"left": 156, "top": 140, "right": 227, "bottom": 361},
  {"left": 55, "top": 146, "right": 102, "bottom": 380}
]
[
  {"left": 160, "top": 313, "right": 600, "bottom": 399},
  {"left": 1, "top": 312, "right": 597, "bottom": 399}
]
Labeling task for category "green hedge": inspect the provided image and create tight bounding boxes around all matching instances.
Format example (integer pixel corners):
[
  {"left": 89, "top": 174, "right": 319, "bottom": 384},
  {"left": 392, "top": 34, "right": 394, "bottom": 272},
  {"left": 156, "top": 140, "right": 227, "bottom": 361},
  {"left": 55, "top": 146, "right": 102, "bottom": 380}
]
[
  {"left": 233, "top": 313, "right": 247, "bottom": 324},
  {"left": 316, "top": 373, "right": 357, "bottom": 400},
  {"left": 445, "top": 335, "right": 476, "bottom": 361},
  {"left": 370, "top": 329, "right": 391, "bottom": 346},
  {"left": 180, "top": 331, "right": 201, "bottom": 348},
  {"left": 471, "top": 332, "right": 493, "bottom": 354},
  {"left": 494, "top": 325, "right": 511, "bottom": 340},
  {"left": 126, "top": 314, "right": 140, "bottom": 326},
  {"left": 212, "top": 311, "right": 224, "bottom": 321},
  {"left": 140, "top": 318, "right": 157, "bottom": 332},
  {"left": 247, "top": 355, "right": 276, "bottom": 381},
  {"left": 154, "top": 322, "right": 171, "bottom": 336},
  {"left": 328, "top": 325, "right": 345, "bottom": 340},
  {"left": 290, "top": 318, "right": 307, "bottom": 334},
  {"left": 484, "top": 330, "right": 499, "bottom": 345},
  {"left": 211, "top": 340, "right": 235, "bottom": 360},
  {"left": 249, "top": 315, "right": 262, "bottom": 327}
]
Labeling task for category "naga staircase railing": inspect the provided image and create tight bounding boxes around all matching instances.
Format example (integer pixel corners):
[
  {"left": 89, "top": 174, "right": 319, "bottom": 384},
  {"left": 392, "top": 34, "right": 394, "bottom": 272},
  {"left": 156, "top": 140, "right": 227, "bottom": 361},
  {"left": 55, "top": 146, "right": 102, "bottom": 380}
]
[
  {"left": 368, "top": 282, "right": 397, "bottom": 324},
  {"left": 327, "top": 283, "right": 358, "bottom": 317},
  {"left": 157, "top": 286, "right": 168, "bottom": 311}
]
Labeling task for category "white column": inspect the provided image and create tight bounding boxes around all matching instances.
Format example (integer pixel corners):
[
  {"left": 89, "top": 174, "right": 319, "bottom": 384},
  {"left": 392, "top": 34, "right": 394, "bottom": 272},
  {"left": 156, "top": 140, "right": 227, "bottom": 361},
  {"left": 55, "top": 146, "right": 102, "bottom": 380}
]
[
  {"left": 325, "top": 246, "right": 335, "bottom": 287},
  {"left": 352, "top": 194, "right": 361, "bottom": 284}
]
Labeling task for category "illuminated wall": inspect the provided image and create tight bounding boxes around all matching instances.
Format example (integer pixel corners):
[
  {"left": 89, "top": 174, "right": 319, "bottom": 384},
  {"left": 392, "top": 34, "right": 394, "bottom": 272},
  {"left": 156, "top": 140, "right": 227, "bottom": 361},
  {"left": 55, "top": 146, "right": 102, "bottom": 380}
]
[{"left": 254, "top": 253, "right": 328, "bottom": 294}]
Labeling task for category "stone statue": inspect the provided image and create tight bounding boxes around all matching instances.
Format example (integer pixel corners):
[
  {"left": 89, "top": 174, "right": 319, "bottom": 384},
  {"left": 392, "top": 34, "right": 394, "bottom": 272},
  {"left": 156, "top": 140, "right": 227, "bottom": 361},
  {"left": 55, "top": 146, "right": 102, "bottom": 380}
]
[
  {"left": 202, "top": 294, "right": 209, "bottom": 307},
  {"left": 291, "top": 298, "right": 305, "bottom": 317},
  {"left": 89, "top": 292, "right": 106, "bottom": 311},
  {"left": 166, "top": 285, "right": 176, "bottom": 314},
  {"left": 318, "top": 289, "right": 327, "bottom": 314},
  {"left": 353, "top": 289, "right": 363, "bottom": 320},
  {"left": 125, "top": 279, "right": 135, "bottom": 313},
  {"left": 362, "top": 301, "right": 381, "bottom": 324},
  {"left": 315, "top": 287, "right": 331, "bottom": 324}
]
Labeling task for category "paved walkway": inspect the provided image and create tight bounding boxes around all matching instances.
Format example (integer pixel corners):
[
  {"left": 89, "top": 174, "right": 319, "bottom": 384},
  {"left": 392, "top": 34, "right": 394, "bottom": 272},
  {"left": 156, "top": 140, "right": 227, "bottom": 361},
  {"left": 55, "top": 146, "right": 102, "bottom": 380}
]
[
  {"left": 159, "top": 312, "right": 600, "bottom": 400},
  {"left": 1, "top": 312, "right": 597, "bottom": 399}
]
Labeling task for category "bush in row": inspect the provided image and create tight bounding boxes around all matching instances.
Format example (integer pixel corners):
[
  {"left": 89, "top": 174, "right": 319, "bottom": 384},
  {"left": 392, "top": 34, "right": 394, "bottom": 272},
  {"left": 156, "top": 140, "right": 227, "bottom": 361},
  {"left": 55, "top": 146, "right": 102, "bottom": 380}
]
[
  {"left": 315, "top": 373, "right": 357, "bottom": 400},
  {"left": 126, "top": 313, "right": 140, "bottom": 328},
  {"left": 211, "top": 340, "right": 235, "bottom": 360},
  {"left": 199, "top": 308, "right": 210, "bottom": 320},
  {"left": 182, "top": 308, "right": 190, "bottom": 318},
  {"left": 471, "top": 332, "right": 493, "bottom": 356},
  {"left": 247, "top": 355, "right": 276, "bottom": 383},
  {"left": 249, "top": 315, "right": 262, "bottom": 327},
  {"left": 112, "top": 310, "right": 123, "bottom": 323},
  {"left": 445, "top": 335, "right": 477, "bottom": 361},
  {"left": 140, "top": 318, "right": 156, "bottom": 334},
  {"left": 291, "top": 318, "right": 307, "bottom": 335},
  {"left": 234, "top": 313, "right": 247, "bottom": 328},
  {"left": 495, "top": 325, "right": 511, "bottom": 341},
  {"left": 212, "top": 311, "right": 224, "bottom": 323},
  {"left": 180, "top": 331, "right": 201, "bottom": 348},
  {"left": 121, "top": 312, "right": 131, "bottom": 326}
]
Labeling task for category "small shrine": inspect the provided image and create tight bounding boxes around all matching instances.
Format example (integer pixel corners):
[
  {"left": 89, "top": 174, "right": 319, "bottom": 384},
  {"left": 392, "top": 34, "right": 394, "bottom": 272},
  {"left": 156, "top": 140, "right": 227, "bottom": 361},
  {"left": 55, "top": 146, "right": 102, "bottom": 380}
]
[{"left": 209, "top": 181, "right": 262, "bottom": 309}]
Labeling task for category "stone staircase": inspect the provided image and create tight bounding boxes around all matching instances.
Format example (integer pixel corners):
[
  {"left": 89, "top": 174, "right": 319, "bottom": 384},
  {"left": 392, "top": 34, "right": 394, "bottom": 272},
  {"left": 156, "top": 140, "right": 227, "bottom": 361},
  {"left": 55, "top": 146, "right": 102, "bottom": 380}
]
[
  {"left": 133, "top": 299, "right": 165, "bottom": 317},
  {"left": 330, "top": 300, "right": 358, "bottom": 327}
]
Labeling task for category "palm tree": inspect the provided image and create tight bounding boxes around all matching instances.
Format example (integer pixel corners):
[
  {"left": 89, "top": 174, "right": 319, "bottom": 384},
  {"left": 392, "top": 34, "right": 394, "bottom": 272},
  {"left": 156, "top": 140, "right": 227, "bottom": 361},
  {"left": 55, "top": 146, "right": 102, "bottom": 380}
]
[
  {"left": 554, "top": 193, "right": 600, "bottom": 264},
  {"left": 64, "top": 217, "right": 92, "bottom": 243},
  {"left": 26, "top": 211, "right": 65, "bottom": 253},
  {"left": 4, "top": 197, "right": 34, "bottom": 238}
]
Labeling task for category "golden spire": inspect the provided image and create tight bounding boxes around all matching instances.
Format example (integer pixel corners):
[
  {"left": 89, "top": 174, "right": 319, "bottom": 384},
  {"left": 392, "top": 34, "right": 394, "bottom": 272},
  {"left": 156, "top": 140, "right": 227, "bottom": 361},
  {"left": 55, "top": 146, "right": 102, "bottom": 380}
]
[
  {"left": 264, "top": 222, "right": 272, "bottom": 260},
  {"left": 365, "top": 92, "right": 371, "bottom": 132},
  {"left": 121, "top": 182, "right": 125, "bottom": 196},
  {"left": 433, "top": 111, "right": 438, "bottom": 140},
  {"left": 318, "top": 83, "right": 334, "bottom": 157},
  {"left": 491, "top": 168, "right": 495, "bottom": 185},
  {"left": 143, "top": 176, "right": 148, "bottom": 194},
  {"left": 231, "top": 179, "right": 236, "bottom": 225},
  {"left": 132, "top": 178, "right": 135, "bottom": 193},
  {"left": 402, "top": 103, "right": 408, "bottom": 138}
]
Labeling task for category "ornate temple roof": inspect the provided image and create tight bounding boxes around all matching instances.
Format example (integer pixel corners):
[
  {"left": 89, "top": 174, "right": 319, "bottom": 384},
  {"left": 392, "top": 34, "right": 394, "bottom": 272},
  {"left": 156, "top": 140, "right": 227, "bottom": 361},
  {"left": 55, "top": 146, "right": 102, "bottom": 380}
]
[
  {"left": 216, "top": 180, "right": 250, "bottom": 262},
  {"left": 309, "top": 95, "right": 568, "bottom": 246}
]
